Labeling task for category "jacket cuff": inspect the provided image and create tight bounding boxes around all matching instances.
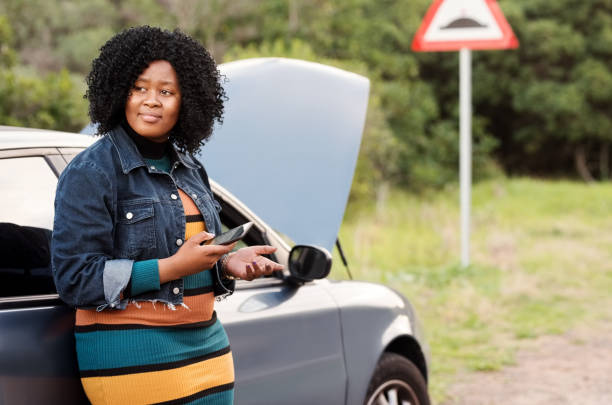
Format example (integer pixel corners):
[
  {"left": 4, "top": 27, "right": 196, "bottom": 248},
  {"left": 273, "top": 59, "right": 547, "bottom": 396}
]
[
  {"left": 130, "top": 259, "right": 161, "bottom": 296},
  {"left": 103, "top": 259, "right": 133, "bottom": 309}
]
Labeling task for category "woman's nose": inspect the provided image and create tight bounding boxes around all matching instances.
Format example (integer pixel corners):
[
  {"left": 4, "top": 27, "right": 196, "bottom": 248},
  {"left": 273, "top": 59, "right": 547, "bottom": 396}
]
[{"left": 143, "top": 93, "right": 161, "bottom": 108}]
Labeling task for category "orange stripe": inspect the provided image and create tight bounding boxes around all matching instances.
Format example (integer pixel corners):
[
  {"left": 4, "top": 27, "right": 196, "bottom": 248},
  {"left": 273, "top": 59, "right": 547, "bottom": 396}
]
[{"left": 76, "top": 293, "right": 215, "bottom": 327}]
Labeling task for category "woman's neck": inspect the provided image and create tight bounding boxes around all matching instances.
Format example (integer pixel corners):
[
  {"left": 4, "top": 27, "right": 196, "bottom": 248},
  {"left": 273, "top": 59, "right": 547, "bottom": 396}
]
[{"left": 121, "top": 121, "right": 169, "bottom": 159}]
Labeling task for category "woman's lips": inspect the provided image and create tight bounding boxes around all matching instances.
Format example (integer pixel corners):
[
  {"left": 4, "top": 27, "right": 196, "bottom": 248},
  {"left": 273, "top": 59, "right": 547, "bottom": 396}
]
[{"left": 139, "top": 113, "right": 161, "bottom": 123}]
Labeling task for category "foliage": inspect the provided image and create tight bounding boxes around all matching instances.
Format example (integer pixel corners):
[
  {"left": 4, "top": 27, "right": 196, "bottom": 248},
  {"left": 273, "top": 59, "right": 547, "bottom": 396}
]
[
  {"left": 0, "top": 15, "right": 16, "bottom": 67},
  {"left": 0, "top": 67, "right": 88, "bottom": 132},
  {"left": 56, "top": 27, "right": 117, "bottom": 73},
  {"left": 0, "top": 16, "right": 87, "bottom": 132},
  {"left": 0, "top": 0, "right": 175, "bottom": 73},
  {"left": 1, "top": 0, "right": 611, "bottom": 187},
  {"left": 475, "top": 0, "right": 612, "bottom": 179}
]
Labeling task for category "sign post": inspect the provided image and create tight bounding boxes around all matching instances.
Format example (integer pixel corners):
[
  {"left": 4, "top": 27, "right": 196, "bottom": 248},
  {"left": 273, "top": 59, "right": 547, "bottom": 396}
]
[
  {"left": 459, "top": 47, "right": 471, "bottom": 267},
  {"left": 412, "top": 0, "right": 518, "bottom": 267}
]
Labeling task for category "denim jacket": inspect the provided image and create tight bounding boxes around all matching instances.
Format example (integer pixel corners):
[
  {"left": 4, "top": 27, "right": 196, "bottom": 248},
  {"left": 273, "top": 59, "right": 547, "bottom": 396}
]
[{"left": 51, "top": 126, "right": 234, "bottom": 310}]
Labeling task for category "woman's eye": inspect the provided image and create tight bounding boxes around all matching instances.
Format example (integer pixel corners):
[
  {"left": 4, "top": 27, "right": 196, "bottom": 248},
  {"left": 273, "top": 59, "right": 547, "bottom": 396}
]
[
  {"left": 133, "top": 86, "right": 146, "bottom": 92},
  {"left": 160, "top": 89, "right": 173, "bottom": 96}
]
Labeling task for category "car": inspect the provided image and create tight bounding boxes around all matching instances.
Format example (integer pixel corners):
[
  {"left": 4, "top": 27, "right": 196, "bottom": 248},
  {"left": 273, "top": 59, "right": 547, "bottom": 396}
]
[{"left": 0, "top": 58, "right": 430, "bottom": 405}]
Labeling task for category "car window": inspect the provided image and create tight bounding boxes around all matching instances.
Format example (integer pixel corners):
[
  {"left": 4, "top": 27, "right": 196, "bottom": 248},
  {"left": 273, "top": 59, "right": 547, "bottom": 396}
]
[
  {"left": 0, "top": 156, "right": 58, "bottom": 297},
  {"left": 0, "top": 157, "right": 57, "bottom": 229}
]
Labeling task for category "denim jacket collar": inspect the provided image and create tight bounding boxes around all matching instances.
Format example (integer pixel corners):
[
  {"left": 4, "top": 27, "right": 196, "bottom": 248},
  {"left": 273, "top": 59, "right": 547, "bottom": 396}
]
[{"left": 107, "top": 126, "right": 199, "bottom": 174}]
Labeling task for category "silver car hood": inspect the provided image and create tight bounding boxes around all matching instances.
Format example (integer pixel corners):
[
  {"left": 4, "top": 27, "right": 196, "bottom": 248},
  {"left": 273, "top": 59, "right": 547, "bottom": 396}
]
[{"left": 199, "top": 58, "right": 369, "bottom": 252}]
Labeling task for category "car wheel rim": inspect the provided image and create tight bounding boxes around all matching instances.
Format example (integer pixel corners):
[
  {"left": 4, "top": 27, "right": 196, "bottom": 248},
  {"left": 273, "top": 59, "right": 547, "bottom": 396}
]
[{"left": 366, "top": 379, "right": 419, "bottom": 405}]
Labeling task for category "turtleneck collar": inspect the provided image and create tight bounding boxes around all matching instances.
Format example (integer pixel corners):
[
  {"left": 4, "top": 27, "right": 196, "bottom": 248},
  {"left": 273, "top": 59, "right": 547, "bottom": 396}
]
[{"left": 121, "top": 121, "right": 170, "bottom": 160}]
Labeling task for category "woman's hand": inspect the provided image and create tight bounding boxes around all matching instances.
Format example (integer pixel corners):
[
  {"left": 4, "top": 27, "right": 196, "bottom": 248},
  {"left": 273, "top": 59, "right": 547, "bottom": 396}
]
[
  {"left": 159, "top": 231, "right": 236, "bottom": 283},
  {"left": 223, "top": 246, "right": 284, "bottom": 281}
]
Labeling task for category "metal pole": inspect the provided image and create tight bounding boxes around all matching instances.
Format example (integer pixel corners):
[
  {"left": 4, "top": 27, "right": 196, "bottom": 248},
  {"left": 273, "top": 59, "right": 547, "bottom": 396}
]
[{"left": 459, "top": 48, "right": 472, "bottom": 267}]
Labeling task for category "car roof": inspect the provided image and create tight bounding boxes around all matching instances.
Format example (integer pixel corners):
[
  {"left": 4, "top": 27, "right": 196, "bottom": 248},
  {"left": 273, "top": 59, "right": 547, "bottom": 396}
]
[{"left": 0, "top": 126, "right": 95, "bottom": 150}]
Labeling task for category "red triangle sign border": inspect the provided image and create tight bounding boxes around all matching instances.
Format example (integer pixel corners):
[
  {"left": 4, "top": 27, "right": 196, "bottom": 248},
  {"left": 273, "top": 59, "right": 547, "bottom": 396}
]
[{"left": 412, "top": 0, "right": 519, "bottom": 52}]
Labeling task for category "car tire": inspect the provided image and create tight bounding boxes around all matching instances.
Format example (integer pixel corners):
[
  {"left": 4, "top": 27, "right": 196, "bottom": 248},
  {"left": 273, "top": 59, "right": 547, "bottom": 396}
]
[{"left": 364, "top": 352, "right": 430, "bottom": 405}]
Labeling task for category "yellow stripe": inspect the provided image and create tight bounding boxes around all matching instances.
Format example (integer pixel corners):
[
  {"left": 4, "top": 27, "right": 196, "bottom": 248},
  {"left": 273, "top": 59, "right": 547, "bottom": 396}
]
[
  {"left": 81, "top": 351, "right": 234, "bottom": 405},
  {"left": 185, "top": 220, "right": 205, "bottom": 240}
]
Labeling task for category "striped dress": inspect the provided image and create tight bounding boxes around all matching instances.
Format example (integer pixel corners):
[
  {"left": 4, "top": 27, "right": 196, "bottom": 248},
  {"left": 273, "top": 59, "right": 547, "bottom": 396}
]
[{"left": 74, "top": 156, "right": 234, "bottom": 405}]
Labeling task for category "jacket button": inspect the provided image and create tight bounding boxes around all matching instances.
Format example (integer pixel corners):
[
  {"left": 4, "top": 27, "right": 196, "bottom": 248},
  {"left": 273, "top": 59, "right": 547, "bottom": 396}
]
[
  {"left": 173, "top": 287, "right": 180, "bottom": 295},
  {"left": 191, "top": 193, "right": 197, "bottom": 199},
  {"left": 176, "top": 239, "right": 183, "bottom": 246},
  {"left": 171, "top": 193, "right": 178, "bottom": 200},
  {"left": 125, "top": 212, "right": 133, "bottom": 220},
  {"left": 150, "top": 165, "right": 156, "bottom": 170}
]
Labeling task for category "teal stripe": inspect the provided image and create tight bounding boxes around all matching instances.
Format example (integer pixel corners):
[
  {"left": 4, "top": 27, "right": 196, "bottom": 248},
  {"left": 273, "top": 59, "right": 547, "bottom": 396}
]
[
  {"left": 131, "top": 259, "right": 160, "bottom": 295},
  {"left": 144, "top": 156, "right": 172, "bottom": 173},
  {"left": 183, "top": 269, "right": 213, "bottom": 289},
  {"left": 184, "top": 389, "right": 233, "bottom": 405},
  {"left": 75, "top": 319, "right": 228, "bottom": 371}
]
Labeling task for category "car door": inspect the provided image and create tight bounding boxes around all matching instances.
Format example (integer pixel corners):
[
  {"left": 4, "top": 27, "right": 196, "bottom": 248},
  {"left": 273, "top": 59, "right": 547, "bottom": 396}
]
[
  {"left": 0, "top": 149, "right": 88, "bottom": 404},
  {"left": 214, "top": 202, "right": 348, "bottom": 405}
]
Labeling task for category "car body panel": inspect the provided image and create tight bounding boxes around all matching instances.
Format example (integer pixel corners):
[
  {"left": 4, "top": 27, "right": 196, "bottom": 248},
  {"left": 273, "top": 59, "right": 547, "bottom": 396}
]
[
  {"left": 0, "top": 300, "right": 88, "bottom": 404},
  {"left": 216, "top": 280, "right": 347, "bottom": 405},
  {"left": 0, "top": 126, "right": 93, "bottom": 150},
  {"left": 321, "top": 281, "right": 429, "bottom": 405},
  {"left": 200, "top": 58, "right": 370, "bottom": 253}
]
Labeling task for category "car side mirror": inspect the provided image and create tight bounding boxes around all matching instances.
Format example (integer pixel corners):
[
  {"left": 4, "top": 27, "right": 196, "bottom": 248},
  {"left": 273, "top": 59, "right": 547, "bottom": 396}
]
[{"left": 288, "top": 245, "right": 332, "bottom": 283}]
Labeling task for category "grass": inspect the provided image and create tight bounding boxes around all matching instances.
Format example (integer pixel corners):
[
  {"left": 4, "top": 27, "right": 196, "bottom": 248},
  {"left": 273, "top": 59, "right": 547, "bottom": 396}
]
[{"left": 330, "top": 178, "right": 612, "bottom": 403}]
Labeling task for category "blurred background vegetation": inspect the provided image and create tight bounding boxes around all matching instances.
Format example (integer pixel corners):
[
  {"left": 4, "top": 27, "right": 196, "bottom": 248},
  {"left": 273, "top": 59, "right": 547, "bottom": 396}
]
[{"left": 2, "top": 0, "right": 611, "bottom": 195}]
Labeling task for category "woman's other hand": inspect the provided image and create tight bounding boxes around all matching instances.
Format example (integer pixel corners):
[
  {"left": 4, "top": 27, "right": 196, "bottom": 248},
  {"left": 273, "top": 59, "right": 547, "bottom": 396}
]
[
  {"left": 224, "top": 246, "right": 284, "bottom": 281},
  {"left": 159, "top": 231, "right": 236, "bottom": 283}
]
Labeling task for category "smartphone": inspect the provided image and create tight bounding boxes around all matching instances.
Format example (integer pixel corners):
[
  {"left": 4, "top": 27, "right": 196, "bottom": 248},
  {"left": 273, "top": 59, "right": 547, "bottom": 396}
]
[{"left": 201, "top": 222, "right": 254, "bottom": 246}]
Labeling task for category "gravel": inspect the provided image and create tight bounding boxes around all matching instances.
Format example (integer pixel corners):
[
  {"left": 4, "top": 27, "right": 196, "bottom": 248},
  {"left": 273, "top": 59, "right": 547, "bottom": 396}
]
[{"left": 441, "top": 320, "right": 612, "bottom": 405}]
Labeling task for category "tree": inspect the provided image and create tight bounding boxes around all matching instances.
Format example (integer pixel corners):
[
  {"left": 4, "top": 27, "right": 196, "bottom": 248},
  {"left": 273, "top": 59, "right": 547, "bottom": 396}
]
[
  {"left": 0, "top": 15, "right": 16, "bottom": 67},
  {"left": 0, "top": 15, "right": 87, "bottom": 131},
  {"left": 441, "top": 0, "right": 612, "bottom": 181},
  {"left": 3, "top": 0, "right": 609, "bottom": 185}
]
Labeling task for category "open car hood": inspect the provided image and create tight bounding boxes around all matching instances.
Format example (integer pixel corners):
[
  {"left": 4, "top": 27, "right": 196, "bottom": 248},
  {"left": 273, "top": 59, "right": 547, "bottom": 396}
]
[{"left": 198, "top": 58, "right": 369, "bottom": 253}]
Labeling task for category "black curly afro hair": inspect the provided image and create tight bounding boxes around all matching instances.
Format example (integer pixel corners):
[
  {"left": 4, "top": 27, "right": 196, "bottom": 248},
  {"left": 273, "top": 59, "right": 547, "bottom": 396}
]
[{"left": 85, "top": 26, "right": 226, "bottom": 153}]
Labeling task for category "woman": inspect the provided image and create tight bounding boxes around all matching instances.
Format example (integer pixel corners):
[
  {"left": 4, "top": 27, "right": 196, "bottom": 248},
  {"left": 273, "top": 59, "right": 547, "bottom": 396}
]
[{"left": 51, "top": 26, "right": 283, "bottom": 405}]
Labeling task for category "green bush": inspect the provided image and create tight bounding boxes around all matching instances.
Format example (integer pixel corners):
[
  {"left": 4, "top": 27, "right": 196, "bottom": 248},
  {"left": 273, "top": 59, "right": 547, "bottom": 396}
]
[{"left": 0, "top": 67, "right": 87, "bottom": 131}]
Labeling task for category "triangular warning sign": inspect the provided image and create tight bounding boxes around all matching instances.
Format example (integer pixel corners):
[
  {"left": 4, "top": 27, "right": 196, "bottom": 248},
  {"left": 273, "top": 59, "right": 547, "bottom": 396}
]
[{"left": 412, "top": 0, "right": 518, "bottom": 52}]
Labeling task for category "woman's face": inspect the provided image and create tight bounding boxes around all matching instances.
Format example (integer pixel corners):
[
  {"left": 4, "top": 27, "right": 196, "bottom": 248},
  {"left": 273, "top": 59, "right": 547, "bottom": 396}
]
[{"left": 125, "top": 60, "right": 181, "bottom": 142}]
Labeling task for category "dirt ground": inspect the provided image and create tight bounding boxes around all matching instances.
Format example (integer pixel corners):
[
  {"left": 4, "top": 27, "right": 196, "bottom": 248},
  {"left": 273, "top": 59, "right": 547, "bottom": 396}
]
[{"left": 441, "top": 320, "right": 612, "bottom": 405}]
